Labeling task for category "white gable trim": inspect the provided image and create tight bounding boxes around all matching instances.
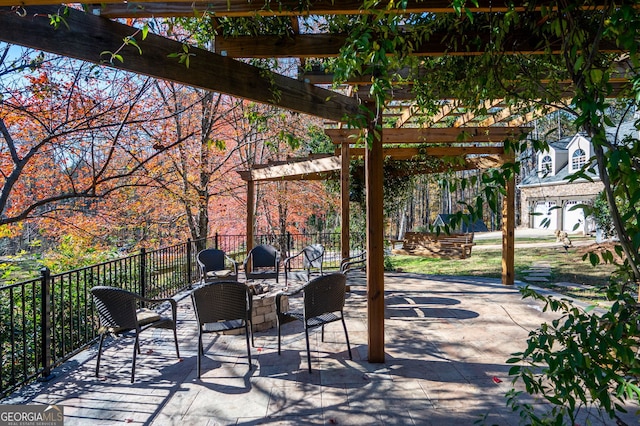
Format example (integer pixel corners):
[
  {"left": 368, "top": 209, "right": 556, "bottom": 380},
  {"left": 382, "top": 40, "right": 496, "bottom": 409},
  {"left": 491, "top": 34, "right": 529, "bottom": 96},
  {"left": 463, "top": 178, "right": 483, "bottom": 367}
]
[
  {"left": 537, "top": 147, "right": 556, "bottom": 177},
  {"left": 567, "top": 134, "right": 591, "bottom": 173}
]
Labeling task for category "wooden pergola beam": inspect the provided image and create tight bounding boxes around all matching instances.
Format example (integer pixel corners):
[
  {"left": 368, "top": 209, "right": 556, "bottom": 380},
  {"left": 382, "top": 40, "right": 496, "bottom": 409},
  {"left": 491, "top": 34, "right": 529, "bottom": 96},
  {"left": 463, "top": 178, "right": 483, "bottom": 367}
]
[
  {"left": 213, "top": 31, "right": 578, "bottom": 59},
  {"left": 343, "top": 146, "right": 504, "bottom": 160},
  {"left": 0, "top": 6, "right": 359, "bottom": 123},
  {"left": 89, "top": 0, "right": 626, "bottom": 18},
  {"left": 326, "top": 127, "right": 531, "bottom": 144},
  {"left": 366, "top": 154, "right": 507, "bottom": 176},
  {"left": 237, "top": 156, "right": 341, "bottom": 182},
  {"left": 238, "top": 152, "right": 506, "bottom": 182}
]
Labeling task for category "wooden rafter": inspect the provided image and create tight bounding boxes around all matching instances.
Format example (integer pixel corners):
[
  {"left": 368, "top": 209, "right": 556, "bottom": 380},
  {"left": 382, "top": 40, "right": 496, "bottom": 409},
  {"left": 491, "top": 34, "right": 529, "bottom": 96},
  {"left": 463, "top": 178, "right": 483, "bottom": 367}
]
[
  {"left": 0, "top": 6, "right": 359, "bottom": 123},
  {"left": 425, "top": 101, "right": 459, "bottom": 127},
  {"left": 507, "top": 104, "right": 564, "bottom": 127},
  {"left": 453, "top": 99, "right": 504, "bottom": 127},
  {"left": 478, "top": 104, "right": 519, "bottom": 127},
  {"left": 394, "top": 105, "right": 421, "bottom": 128}
]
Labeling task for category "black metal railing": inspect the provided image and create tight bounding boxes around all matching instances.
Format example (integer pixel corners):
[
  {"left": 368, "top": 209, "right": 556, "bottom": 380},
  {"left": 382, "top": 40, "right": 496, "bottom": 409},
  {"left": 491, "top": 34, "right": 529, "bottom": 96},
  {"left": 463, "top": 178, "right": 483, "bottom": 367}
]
[{"left": 0, "top": 231, "right": 364, "bottom": 397}]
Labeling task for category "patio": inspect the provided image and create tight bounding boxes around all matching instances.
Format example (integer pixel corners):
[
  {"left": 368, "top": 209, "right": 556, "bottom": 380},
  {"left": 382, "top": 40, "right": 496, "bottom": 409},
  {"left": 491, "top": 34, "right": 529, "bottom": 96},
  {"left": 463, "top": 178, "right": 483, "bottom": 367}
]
[{"left": 3, "top": 272, "right": 630, "bottom": 425}]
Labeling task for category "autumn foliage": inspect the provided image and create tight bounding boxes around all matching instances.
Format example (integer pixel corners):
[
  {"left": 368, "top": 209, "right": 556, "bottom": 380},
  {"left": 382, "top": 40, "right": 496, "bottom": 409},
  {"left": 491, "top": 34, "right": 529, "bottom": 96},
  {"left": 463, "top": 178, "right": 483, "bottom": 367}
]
[{"left": 0, "top": 45, "right": 338, "bottom": 257}]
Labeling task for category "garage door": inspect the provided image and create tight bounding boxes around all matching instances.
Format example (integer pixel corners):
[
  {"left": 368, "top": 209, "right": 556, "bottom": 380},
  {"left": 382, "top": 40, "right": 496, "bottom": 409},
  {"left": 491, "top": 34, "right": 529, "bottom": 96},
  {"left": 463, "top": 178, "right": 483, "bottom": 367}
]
[
  {"left": 563, "top": 200, "right": 585, "bottom": 233},
  {"left": 533, "top": 201, "right": 557, "bottom": 229}
]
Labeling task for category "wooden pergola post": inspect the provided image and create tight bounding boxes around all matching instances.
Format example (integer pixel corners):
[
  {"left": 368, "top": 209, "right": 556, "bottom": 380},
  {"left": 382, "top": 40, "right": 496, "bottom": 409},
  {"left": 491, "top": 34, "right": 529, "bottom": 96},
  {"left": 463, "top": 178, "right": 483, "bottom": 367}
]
[
  {"left": 246, "top": 180, "right": 255, "bottom": 256},
  {"left": 341, "top": 142, "right": 350, "bottom": 261},
  {"left": 502, "top": 151, "right": 516, "bottom": 285},
  {"left": 365, "top": 102, "right": 385, "bottom": 363}
]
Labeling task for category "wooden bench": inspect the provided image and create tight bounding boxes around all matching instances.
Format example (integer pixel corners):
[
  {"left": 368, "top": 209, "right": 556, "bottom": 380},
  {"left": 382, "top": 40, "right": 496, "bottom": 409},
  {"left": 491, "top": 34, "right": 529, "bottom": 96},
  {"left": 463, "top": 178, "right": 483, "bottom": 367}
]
[{"left": 391, "top": 231, "right": 475, "bottom": 259}]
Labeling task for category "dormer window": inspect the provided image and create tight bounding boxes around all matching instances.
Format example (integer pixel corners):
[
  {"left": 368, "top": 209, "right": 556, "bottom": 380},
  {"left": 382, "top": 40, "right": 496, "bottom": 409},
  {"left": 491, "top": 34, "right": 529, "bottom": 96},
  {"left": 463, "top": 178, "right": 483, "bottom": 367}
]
[
  {"left": 571, "top": 148, "right": 586, "bottom": 170},
  {"left": 540, "top": 155, "right": 553, "bottom": 174}
]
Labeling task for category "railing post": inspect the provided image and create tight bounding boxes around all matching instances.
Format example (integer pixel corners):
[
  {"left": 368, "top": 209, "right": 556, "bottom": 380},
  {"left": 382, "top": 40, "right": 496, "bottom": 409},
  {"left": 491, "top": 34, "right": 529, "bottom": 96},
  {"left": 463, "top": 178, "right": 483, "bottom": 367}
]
[
  {"left": 39, "top": 267, "right": 54, "bottom": 381},
  {"left": 215, "top": 233, "right": 219, "bottom": 250},
  {"left": 140, "top": 248, "right": 147, "bottom": 298},
  {"left": 186, "top": 238, "right": 192, "bottom": 288}
]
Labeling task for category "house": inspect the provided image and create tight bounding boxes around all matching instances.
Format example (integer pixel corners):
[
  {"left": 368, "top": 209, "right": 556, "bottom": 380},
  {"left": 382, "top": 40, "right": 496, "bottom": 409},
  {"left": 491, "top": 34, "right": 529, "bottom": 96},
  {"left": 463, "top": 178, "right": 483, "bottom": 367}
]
[
  {"left": 518, "top": 122, "right": 637, "bottom": 234},
  {"left": 433, "top": 213, "right": 489, "bottom": 233},
  {"left": 518, "top": 133, "right": 600, "bottom": 234}
]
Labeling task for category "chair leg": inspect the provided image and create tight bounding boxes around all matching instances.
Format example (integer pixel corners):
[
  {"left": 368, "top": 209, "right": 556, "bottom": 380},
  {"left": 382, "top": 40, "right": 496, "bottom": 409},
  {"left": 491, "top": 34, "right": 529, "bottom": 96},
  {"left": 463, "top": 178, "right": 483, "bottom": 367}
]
[
  {"left": 277, "top": 318, "right": 282, "bottom": 355},
  {"left": 96, "top": 334, "right": 105, "bottom": 377},
  {"left": 131, "top": 333, "right": 139, "bottom": 383},
  {"left": 172, "top": 326, "right": 180, "bottom": 358},
  {"left": 197, "top": 332, "right": 202, "bottom": 379},
  {"left": 134, "top": 333, "right": 141, "bottom": 354},
  {"left": 245, "top": 322, "right": 252, "bottom": 370},
  {"left": 249, "top": 320, "right": 255, "bottom": 347},
  {"left": 304, "top": 326, "right": 312, "bottom": 373},
  {"left": 341, "top": 317, "right": 352, "bottom": 360}
]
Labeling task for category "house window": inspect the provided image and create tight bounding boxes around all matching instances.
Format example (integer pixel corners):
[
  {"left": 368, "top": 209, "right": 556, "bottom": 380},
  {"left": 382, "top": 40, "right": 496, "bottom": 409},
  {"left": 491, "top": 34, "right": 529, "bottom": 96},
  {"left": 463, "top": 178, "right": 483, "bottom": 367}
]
[
  {"left": 540, "top": 155, "right": 553, "bottom": 173},
  {"left": 572, "top": 149, "right": 586, "bottom": 170}
]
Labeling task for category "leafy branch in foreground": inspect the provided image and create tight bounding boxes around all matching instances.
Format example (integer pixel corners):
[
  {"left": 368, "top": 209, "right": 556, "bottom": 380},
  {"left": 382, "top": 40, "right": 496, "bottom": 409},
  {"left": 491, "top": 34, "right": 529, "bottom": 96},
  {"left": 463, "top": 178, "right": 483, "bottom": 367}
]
[
  {"left": 506, "top": 285, "right": 640, "bottom": 425},
  {"left": 167, "top": 43, "right": 195, "bottom": 68},
  {"left": 101, "top": 25, "right": 149, "bottom": 64}
]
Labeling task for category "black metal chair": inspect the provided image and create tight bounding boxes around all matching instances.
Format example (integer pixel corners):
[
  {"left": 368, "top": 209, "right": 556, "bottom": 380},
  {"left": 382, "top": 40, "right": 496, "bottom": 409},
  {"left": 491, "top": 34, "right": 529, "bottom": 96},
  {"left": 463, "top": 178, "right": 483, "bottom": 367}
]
[
  {"left": 283, "top": 243, "right": 325, "bottom": 286},
  {"left": 243, "top": 244, "right": 280, "bottom": 283},
  {"left": 91, "top": 286, "right": 180, "bottom": 383},
  {"left": 197, "top": 248, "right": 239, "bottom": 284},
  {"left": 191, "top": 281, "right": 253, "bottom": 378},
  {"left": 275, "top": 272, "right": 352, "bottom": 373}
]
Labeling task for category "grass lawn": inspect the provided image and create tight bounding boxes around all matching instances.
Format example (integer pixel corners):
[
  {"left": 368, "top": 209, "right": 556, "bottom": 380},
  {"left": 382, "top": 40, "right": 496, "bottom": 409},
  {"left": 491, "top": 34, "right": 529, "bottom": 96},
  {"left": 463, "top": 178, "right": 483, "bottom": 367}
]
[{"left": 387, "top": 241, "right": 618, "bottom": 302}]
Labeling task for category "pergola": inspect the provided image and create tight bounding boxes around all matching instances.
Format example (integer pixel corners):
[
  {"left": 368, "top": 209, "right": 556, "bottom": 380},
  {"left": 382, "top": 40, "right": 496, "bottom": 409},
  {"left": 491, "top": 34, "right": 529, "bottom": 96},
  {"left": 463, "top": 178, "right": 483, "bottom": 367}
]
[{"left": 0, "top": 1, "right": 631, "bottom": 364}]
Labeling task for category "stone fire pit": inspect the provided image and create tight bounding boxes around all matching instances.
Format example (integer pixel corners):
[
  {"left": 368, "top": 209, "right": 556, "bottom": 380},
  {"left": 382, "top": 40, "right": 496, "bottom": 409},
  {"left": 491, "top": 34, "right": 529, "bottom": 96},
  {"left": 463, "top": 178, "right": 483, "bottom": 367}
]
[{"left": 224, "top": 281, "right": 288, "bottom": 334}]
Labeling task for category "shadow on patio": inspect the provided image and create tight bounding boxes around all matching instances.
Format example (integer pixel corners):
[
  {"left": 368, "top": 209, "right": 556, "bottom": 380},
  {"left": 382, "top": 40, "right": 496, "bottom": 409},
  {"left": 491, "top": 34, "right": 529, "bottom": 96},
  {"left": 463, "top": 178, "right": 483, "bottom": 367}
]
[{"left": 3, "top": 272, "right": 627, "bottom": 425}]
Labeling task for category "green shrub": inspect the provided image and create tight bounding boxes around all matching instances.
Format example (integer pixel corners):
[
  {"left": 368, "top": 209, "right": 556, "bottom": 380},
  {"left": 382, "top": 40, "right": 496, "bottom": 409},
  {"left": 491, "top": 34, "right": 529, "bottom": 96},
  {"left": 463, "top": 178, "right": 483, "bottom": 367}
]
[{"left": 506, "top": 283, "right": 640, "bottom": 424}]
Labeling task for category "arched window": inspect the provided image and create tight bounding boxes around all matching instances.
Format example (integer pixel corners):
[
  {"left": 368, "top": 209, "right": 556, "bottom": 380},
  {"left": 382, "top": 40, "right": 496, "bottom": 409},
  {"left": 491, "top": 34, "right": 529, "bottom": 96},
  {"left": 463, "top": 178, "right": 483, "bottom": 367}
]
[
  {"left": 540, "top": 155, "right": 553, "bottom": 173},
  {"left": 572, "top": 149, "right": 586, "bottom": 170}
]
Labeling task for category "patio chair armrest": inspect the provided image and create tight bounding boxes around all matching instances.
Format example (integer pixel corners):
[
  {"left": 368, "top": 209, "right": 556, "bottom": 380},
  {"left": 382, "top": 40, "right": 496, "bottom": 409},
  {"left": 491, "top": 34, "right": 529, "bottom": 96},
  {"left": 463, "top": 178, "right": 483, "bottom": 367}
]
[
  {"left": 340, "top": 251, "right": 366, "bottom": 272},
  {"left": 275, "top": 287, "right": 302, "bottom": 317},
  {"left": 340, "top": 251, "right": 365, "bottom": 265},
  {"left": 283, "top": 250, "right": 304, "bottom": 270},
  {"left": 224, "top": 254, "right": 239, "bottom": 274},
  {"left": 136, "top": 295, "right": 178, "bottom": 322}
]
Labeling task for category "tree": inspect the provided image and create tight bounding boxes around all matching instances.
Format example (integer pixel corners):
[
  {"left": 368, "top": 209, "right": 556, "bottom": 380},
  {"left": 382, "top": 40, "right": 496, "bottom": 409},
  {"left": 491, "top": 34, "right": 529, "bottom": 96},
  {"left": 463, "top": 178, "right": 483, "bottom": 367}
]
[
  {"left": 147, "top": 81, "right": 246, "bottom": 248},
  {"left": 0, "top": 45, "right": 188, "bottom": 249}
]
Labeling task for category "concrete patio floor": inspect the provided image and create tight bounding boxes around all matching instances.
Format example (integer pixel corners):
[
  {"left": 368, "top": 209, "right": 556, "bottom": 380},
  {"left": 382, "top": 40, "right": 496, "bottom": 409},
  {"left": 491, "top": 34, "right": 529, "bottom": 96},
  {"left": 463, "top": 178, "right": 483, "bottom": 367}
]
[{"left": 3, "top": 272, "right": 636, "bottom": 425}]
